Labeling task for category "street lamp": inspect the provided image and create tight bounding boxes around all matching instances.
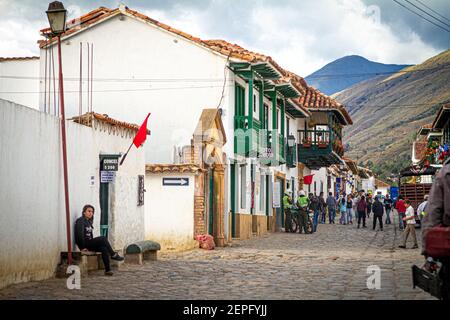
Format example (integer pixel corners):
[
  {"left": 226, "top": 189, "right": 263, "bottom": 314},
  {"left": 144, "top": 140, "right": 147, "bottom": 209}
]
[
  {"left": 46, "top": 1, "right": 72, "bottom": 265},
  {"left": 287, "top": 135, "right": 296, "bottom": 147},
  {"left": 46, "top": 1, "right": 67, "bottom": 34}
]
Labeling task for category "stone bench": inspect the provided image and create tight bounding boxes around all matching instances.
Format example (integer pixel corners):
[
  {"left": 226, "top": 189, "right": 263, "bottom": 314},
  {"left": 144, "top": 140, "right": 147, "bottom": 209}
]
[
  {"left": 57, "top": 250, "right": 122, "bottom": 277},
  {"left": 125, "top": 240, "right": 161, "bottom": 265}
]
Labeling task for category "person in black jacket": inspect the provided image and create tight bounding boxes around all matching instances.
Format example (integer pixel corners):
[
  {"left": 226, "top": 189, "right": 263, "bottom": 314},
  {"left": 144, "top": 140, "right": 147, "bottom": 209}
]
[
  {"left": 75, "top": 204, "right": 124, "bottom": 276},
  {"left": 372, "top": 196, "right": 384, "bottom": 231}
]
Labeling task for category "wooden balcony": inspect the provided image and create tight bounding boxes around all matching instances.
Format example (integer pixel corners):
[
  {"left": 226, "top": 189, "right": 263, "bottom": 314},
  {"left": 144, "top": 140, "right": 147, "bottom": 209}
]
[{"left": 297, "top": 129, "right": 344, "bottom": 169}]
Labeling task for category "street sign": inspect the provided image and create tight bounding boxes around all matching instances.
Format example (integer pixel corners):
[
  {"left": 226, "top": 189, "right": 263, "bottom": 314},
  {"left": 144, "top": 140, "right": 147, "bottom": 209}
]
[
  {"left": 162, "top": 177, "right": 189, "bottom": 186},
  {"left": 101, "top": 157, "right": 119, "bottom": 171},
  {"left": 101, "top": 171, "right": 116, "bottom": 183}
]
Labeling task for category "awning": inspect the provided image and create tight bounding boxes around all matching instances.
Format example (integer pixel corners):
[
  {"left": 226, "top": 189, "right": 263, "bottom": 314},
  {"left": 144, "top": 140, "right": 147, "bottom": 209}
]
[{"left": 399, "top": 165, "right": 437, "bottom": 177}]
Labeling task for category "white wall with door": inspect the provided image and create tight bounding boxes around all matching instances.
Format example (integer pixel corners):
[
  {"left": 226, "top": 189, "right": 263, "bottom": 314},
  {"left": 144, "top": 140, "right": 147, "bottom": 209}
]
[{"left": 0, "top": 100, "right": 145, "bottom": 290}]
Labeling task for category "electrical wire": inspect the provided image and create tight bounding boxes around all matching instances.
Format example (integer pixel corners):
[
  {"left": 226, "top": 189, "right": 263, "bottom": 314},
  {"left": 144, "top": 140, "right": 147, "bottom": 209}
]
[
  {"left": 392, "top": 0, "right": 450, "bottom": 32},
  {"left": 2, "top": 64, "right": 448, "bottom": 82},
  {"left": 413, "top": 0, "right": 450, "bottom": 23},
  {"left": 404, "top": 0, "right": 450, "bottom": 28}
]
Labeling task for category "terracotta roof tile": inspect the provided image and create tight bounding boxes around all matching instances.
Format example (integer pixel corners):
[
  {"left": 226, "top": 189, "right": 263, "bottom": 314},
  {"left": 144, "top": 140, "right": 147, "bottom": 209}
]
[
  {"left": 0, "top": 56, "right": 39, "bottom": 62},
  {"left": 38, "top": 6, "right": 351, "bottom": 124},
  {"left": 70, "top": 112, "right": 151, "bottom": 134}
]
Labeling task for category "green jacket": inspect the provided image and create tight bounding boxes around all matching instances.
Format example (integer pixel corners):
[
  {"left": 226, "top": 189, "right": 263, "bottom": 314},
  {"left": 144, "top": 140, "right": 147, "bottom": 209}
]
[
  {"left": 283, "top": 195, "right": 292, "bottom": 209},
  {"left": 297, "top": 196, "right": 309, "bottom": 208}
]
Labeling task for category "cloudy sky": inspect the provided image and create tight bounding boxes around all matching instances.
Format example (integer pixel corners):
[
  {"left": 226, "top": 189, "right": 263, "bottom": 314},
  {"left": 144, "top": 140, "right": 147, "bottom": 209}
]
[{"left": 0, "top": 0, "right": 449, "bottom": 76}]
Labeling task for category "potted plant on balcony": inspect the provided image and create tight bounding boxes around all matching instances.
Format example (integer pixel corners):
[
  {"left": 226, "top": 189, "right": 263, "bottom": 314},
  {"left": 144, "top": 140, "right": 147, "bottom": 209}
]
[
  {"left": 302, "top": 137, "right": 312, "bottom": 148},
  {"left": 318, "top": 139, "right": 328, "bottom": 149}
]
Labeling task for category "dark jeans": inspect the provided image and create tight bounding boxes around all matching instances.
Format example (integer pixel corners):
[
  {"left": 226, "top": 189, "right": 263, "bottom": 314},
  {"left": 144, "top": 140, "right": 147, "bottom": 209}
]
[
  {"left": 85, "top": 236, "right": 115, "bottom": 272},
  {"left": 285, "top": 209, "right": 292, "bottom": 232},
  {"left": 321, "top": 209, "right": 326, "bottom": 223},
  {"left": 298, "top": 209, "right": 309, "bottom": 234},
  {"left": 328, "top": 207, "right": 336, "bottom": 223},
  {"left": 357, "top": 211, "right": 366, "bottom": 227},
  {"left": 385, "top": 208, "right": 391, "bottom": 224},
  {"left": 313, "top": 209, "right": 320, "bottom": 232},
  {"left": 373, "top": 214, "right": 383, "bottom": 230}
]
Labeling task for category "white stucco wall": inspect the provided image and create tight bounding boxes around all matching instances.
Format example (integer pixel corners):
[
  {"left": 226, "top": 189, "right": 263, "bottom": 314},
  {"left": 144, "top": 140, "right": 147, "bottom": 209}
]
[
  {"left": 144, "top": 172, "right": 197, "bottom": 251},
  {"left": 39, "top": 14, "right": 233, "bottom": 164},
  {"left": 0, "top": 100, "right": 145, "bottom": 289},
  {"left": 0, "top": 58, "right": 40, "bottom": 109}
]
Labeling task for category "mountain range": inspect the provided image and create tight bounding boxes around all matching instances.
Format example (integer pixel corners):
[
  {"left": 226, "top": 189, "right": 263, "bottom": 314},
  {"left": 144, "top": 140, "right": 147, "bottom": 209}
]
[
  {"left": 333, "top": 49, "right": 450, "bottom": 180},
  {"left": 305, "top": 55, "right": 411, "bottom": 95}
]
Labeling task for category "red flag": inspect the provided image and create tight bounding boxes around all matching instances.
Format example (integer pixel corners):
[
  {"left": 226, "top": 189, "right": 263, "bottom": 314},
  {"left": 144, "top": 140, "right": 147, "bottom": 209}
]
[
  {"left": 303, "top": 174, "right": 314, "bottom": 185},
  {"left": 133, "top": 113, "right": 151, "bottom": 148}
]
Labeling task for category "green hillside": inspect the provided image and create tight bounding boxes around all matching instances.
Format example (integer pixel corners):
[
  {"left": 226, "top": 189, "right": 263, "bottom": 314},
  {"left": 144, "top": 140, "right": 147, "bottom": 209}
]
[{"left": 335, "top": 49, "right": 450, "bottom": 181}]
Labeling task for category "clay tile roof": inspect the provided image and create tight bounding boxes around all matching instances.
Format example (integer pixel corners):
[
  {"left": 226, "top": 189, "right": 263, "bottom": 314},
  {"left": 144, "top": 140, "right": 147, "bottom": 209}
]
[
  {"left": 145, "top": 164, "right": 204, "bottom": 174},
  {"left": 0, "top": 57, "right": 39, "bottom": 62},
  {"left": 70, "top": 112, "right": 150, "bottom": 134},
  {"left": 37, "top": 5, "right": 352, "bottom": 124}
]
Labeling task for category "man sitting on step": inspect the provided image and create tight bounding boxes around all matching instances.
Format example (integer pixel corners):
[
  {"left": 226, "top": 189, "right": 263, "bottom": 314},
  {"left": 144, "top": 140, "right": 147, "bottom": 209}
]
[{"left": 75, "top": 204, "right": 124, "bottom": 276}]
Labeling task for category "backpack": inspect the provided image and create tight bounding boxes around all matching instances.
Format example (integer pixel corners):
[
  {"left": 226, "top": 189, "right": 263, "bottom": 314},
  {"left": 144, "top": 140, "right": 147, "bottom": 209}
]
[{"left": 357, "top": 199, "right": 366, "bottom": 212}]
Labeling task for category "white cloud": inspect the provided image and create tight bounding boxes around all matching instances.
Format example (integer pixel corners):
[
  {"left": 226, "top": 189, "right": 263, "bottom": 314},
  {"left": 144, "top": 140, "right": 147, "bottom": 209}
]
[{"left": 0, "top": 0, "right": 441, "bottom": 75}]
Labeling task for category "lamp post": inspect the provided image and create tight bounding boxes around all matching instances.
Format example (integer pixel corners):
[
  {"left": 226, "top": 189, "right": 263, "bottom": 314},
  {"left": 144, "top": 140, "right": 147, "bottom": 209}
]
[
  {"left": 287, "top": 135, "right": 296, "bottom": 148},
  {"left": 46, "top": 1, "right": 72, "bottom": 265}
]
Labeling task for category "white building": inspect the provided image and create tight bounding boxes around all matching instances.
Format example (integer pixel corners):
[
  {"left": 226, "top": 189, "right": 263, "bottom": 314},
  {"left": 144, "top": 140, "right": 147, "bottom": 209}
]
[{"left": 6, "top": 5, "right": 352, "bottom": 246}]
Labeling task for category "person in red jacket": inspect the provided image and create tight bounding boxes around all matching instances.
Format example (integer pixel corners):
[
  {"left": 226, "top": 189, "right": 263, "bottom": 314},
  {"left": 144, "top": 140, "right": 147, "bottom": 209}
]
[{"left": 395, "top": 196, "right": 407, "bottom": 230}]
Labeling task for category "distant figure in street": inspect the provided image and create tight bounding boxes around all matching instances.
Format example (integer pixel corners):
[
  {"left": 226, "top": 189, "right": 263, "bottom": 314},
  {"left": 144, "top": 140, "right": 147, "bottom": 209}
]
[
  {"left": 366, "top": 196, "right": 373, "bottom": 219},
  {"left": 395, "top": 196, "right": 407, "bottom": 230},
  {"left": 319, "top": 192, "right": 327, "bottom": 224},
  {"left": 283, "top": 191, "right": 293, "bottom": 233},
  {"left": 75, "top": 205, "right": 124, "bottom": 276},
  {"left": 384, "top": 194, "right": 393, "bottom": 224},
  {"left": 326, "top": 192, "right": 337, "bottom": 224},
  {"left": 417, "top": 195, "right": 429, "bottom": 222},
  {"left": 421, "top": 160, "right": 450, "bottom": 300},
  {"left": 356, "top": 196, "right": 367, "bottom": 229},
  {"left": 339, "top": 196, "right": 347, "bottom": 225},
  {"left": 297, "top": 190, "right": 309, "bottom": 234},
  {"left": 309, "top": 193, "right": 320, "bottom": 232},
  {"left": 346, "top": 194, "right": 353, "bottom": 225},
  {"left": 398, "top": 200, "right": 418, "bottom": 249},
  {"left": 372, "top": 196, "right": 384, "bottom": 231}
]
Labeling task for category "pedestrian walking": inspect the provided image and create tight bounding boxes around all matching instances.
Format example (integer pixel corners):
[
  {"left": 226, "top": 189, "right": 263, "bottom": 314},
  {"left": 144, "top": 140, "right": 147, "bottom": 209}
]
[
  {"left": 346, "top": 194, "right": 353, "bottom": 225},
  {"left": 372, "top": 196, "right": 384, "bottom": 231},
  {"left": 395, "top": 196, "right": 407, "bottom": 230},
  {"left": 319, "top": 192, "right": 326, "bottom": 224},
  {"left": 75, "top": 205, "right": 124, "bottom": 276},
  {"left": 356, "top": 195, "right": 367, "bottom": 228},
  {"left": 366, "top": 196, "right": 373, "bottom": 219},
  {"left": 422, "top": 160, "right": 450, "bottom": 300},
  {"left": 326, "top": 192, "right": 336, "bottom": 224},
  {"left": 309, "top": 193, "right": 320, "bottom": 232},
  {"left": 417, "top": 195, "right": 428, "bottom": 222},
  {"left": 339, "top": 196, "right": 347, "bottom": 225},
  {"left": 384, "top": 194, "right": 393, "bottom": 224},
  {"left": 398, "top": 200, "right": 418, "bottom": 249}
]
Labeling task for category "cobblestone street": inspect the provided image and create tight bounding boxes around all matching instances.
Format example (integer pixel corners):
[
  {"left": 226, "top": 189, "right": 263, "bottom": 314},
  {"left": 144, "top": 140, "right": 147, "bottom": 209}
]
[{"left": 0, "top": 213, "right": 435, "bottom": 300}]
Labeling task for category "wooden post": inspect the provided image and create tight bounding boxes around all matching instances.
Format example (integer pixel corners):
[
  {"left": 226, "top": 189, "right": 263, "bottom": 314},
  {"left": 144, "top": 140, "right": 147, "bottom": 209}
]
[{"left": 213, "top": 164, "right": 225, "bottom": 247}]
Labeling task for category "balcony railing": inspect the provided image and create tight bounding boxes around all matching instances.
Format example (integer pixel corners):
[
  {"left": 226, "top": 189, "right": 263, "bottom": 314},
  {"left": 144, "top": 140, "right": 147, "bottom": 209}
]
[
  {"left": 234, "top": 116, "right": 261, "bottom": 157},
  {"left": 297, "top": 129, "right": 344, "bottom": 169}
]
